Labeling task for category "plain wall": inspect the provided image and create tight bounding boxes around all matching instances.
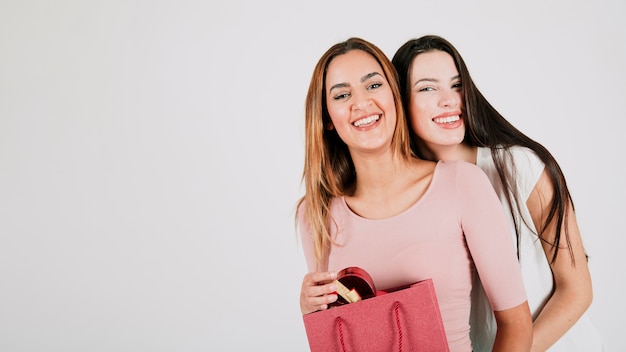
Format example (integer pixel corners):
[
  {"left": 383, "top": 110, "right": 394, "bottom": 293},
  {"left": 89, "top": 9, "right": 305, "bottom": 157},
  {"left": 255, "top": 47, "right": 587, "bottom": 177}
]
[{"left": 1, "top": 0, "right": 624, "bottom": 351}]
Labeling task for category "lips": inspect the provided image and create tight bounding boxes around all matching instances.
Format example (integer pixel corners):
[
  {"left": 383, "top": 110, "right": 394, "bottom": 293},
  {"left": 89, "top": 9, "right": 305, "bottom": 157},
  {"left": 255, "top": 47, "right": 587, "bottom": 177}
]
[
  {"left": 433, "top": 115, "right": 460, "bottom": 124},
  {"left": 353, "top": 114, "right": 381, "bottom": 127}
]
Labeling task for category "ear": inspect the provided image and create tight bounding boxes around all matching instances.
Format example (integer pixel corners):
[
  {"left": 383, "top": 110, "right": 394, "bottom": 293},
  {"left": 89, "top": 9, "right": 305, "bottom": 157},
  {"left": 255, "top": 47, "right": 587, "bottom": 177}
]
[{"left": 326, "top": 122, "right": 335, "bottom": 130}]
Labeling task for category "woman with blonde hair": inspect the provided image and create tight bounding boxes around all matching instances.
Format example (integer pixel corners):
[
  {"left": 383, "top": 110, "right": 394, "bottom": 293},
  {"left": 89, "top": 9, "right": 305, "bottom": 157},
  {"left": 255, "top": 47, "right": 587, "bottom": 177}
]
[{"left": 297, "top": 37, "right": 532, "bottom": 351}]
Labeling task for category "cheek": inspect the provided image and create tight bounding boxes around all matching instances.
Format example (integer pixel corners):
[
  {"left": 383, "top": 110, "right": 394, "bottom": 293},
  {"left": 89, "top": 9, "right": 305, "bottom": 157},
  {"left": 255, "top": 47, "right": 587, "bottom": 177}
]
[
  {"left": 409, "top": 118, "right": 428, "bottom": 138},
  {"left": 409, "top": 101, "right": 431, "bottom": 124},
  {"left": 408, "top": 104, "right": 433, "bottom": 138},
  {"left": 326, "top": 104, "right": 352, "bottom": 137},
  {"left": 325, "top": 103, "right": 343, "bottom": 123}
]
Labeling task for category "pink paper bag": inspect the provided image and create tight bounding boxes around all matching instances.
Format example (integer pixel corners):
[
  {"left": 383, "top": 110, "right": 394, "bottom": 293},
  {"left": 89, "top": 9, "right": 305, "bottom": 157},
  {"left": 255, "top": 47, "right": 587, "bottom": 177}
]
[{"left": 303, "top": 279, "right": 449, "bottom": 352}]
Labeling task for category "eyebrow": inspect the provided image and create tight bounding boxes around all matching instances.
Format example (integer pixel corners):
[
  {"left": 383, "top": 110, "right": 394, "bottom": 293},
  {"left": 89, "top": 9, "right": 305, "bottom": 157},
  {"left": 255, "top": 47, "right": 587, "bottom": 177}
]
[
  {"left": 361, "top": 71, "right": 382, "bottom": 83},
  {"left": 413, "top": 74, "right": 461, "bottom": 88},
  {"left": 329, "top": 71, "right": 383, "bottom": 92}
]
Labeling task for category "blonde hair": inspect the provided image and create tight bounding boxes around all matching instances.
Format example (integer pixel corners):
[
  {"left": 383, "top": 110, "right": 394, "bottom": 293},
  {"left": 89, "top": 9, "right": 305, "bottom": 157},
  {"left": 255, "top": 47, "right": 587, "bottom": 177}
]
[{"left": 297, "top": 37, "right": 411, "bottom": 269}]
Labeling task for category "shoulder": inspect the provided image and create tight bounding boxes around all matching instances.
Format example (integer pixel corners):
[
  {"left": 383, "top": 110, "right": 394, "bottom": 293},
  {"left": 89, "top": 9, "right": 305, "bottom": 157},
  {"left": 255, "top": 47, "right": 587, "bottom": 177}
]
[
  {"left": 488, "top": 145, "right": 544, "bottom": 169},
  {"left": 482, "top": 145, "right": 545, "bottom": 177},
  {"left": 435, "top": 159, "right": 491, "bottom": 189},
  {"left": 481, "top": 146, "right": 544, "bottom": 200},
  {"left": 508, "top": 146, "right": 543, "bottom": 166},
  {"left": 296, "top": 196, "right": 343, "bottom": 223},
  {"left": 437, "top": 159, "right": 488, "bottom": 177},
  {"left": 506, "top": 146, "right": 545, "bottom": 192},
  {"left": 296, "top": 197, "right": 307, "bottom": 215}
]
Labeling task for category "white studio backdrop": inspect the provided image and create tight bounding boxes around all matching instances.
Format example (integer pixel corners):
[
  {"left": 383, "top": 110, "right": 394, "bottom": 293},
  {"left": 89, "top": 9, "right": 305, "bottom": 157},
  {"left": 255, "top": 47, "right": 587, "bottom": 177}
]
[{"left": 0, "top": 1, "right": 624, "bottom": 351}]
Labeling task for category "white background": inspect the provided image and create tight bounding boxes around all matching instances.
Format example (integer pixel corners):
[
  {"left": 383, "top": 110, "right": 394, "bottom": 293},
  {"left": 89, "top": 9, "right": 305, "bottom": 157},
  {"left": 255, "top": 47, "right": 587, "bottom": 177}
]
[{"left": 1, "top": 1, "right": 624, "bottom": 351}]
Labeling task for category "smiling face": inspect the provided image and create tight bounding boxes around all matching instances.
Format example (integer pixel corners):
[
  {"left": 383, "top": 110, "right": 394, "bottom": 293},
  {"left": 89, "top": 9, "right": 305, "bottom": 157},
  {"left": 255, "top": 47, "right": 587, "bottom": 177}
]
[
  {"left": 325, "top": 49, "right": 397, "bottom": 155},
  {"left": 408, "top": 50, "right": 465, "bottom": 151}
]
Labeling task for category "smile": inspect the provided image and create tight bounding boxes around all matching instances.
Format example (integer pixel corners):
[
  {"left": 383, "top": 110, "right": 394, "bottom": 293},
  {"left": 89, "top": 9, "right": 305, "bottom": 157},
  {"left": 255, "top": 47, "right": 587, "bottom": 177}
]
[
  {"left": 433, "top": 115, "right": 460, "bottom": 124},
  {"left": 353, "top": 114, "right": 381, "bottom": 127}
]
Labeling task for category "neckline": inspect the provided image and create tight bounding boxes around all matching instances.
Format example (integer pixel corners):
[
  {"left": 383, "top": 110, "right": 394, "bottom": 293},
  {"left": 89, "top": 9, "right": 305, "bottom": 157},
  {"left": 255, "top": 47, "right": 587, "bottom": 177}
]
[{"left": 338, "top": 160, "right": 445, "bottom": 221}]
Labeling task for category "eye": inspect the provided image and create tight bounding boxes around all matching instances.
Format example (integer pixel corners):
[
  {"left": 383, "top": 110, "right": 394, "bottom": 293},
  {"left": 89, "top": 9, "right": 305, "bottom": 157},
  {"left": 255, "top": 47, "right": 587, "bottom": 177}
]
[
  {"left": 452, "top": 81, "right": 462, "bottom": 90},
  {"left": 367, "top": 82, "right": 383, "bottom": 90},
  {"left": 418, "top": 86, "right": 435, "bottom": 92},
  {"left": 333, "top": 92, "right": 350, "bottom": 100}
]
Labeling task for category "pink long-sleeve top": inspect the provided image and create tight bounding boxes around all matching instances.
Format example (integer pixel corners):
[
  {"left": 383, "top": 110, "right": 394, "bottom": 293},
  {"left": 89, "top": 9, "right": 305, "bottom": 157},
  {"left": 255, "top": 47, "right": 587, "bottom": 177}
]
[{"left": 299, "top": 160, "right": 527, "bottom": 351}]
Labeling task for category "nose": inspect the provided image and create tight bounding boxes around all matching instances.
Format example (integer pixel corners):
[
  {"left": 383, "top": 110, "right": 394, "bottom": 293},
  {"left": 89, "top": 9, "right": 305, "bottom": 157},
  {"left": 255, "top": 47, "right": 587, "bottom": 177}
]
[
  {"left": 439, "top": 88, "right": 460, "bottom": 108},
  {"left": 351, "top": 92, "right": 372, "bottom": 111}
]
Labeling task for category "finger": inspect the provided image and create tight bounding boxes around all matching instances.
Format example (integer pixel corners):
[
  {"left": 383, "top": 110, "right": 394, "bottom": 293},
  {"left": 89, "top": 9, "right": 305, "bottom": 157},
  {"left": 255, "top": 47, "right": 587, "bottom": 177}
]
[
  {"left": 300, "top": 272, "right": 339, "bottom": 314},
  {"left": 301, "top": 293, "right": 338, "bottom": 314},
  {"left": 304, "top": 280, "right": 337, "bottom": 299},
  {"left": 303, "top": 271, "right": 337, "bottom": 288}
]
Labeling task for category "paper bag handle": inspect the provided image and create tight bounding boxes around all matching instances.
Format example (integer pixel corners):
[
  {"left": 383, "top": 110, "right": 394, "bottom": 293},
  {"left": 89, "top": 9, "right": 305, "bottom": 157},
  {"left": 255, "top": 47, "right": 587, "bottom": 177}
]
[{"left": 335, "top": 301, "right": 406, "bottom": 352}]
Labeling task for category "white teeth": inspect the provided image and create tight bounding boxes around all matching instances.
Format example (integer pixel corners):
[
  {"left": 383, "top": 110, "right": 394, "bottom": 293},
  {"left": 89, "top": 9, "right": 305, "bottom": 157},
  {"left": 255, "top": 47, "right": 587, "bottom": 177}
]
[
  {"left": 353, "top": 115, "right": 380, "bottom": 127},
  {"left": 433, "top": 116, "right": 460, "bottom": 124}
]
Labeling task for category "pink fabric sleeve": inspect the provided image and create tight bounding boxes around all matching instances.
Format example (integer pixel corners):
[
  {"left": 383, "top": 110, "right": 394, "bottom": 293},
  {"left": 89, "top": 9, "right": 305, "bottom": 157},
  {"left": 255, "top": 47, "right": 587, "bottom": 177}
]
[
  {"left": 456, "top": 161, "right": 528, "bottom": 311},
  {"left": 297, "top": 201, "right": 317, "bottom": 272}
]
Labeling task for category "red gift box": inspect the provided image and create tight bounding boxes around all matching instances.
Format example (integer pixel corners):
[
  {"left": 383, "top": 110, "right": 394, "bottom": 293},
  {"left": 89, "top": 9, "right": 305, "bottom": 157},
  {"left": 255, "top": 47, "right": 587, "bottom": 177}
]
[{"left": 303, "top": 276, "right": 449, "bottom": 352}]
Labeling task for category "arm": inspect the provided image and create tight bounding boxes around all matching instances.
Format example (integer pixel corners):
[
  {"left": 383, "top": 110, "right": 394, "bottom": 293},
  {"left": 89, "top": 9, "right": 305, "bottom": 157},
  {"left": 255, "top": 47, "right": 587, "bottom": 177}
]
[
  {"left": 300, "top": 271, "right": 338, "bottom": 314},
  {"left": 526, "top": 170, "right": 593, "bottom": 351},
  {"left": 297, "top": 202, "right": 339, "bottom": 314},
  {"left": 492, "top": 302, "right": 533, "bottom": 352},
  {"left": 457, "top": 161, "right": 533, "bottom": 350}
]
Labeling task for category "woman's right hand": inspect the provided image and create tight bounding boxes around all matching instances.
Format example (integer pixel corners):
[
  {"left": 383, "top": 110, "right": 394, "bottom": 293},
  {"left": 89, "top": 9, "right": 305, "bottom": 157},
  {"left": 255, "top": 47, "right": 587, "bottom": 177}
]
[{"left": 300, "top": 271, "right": 338, "bottom": 314}]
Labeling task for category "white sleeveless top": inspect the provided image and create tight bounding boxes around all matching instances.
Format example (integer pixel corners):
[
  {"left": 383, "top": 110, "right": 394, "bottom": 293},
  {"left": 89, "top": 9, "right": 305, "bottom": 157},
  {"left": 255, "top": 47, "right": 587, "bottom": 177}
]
[{"left": 470, "top": 146, "right": 604, "bottom": 351}]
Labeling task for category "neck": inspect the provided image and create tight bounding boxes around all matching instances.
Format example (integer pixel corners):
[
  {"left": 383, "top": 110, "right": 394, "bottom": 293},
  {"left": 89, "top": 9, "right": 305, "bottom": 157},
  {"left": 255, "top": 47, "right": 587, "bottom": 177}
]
[
  {"left": 350, "top": 149, "right": 409, "bottom": 196},
  {"left": 345, "top": 150, "right": 434, "bottom": 220},
  {"left": 418, "top": 142, "right": 476, "bottom": 164}
]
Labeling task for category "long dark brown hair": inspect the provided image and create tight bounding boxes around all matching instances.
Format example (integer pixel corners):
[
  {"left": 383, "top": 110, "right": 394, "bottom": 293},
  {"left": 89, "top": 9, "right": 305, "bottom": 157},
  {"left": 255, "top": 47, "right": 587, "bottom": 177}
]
[{"left": 392, "top": 35, "right": 575, "bottom": 264}]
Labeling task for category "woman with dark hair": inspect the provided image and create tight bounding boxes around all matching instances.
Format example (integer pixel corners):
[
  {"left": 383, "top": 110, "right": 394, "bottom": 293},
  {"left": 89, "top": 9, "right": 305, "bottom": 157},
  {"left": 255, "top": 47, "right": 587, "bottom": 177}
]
[
  {"left": 392, "top": 34, "right": 603, "bottom": 351},
  {"left": 297, "top": 37, "right": 532, "bottom": 351}
]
